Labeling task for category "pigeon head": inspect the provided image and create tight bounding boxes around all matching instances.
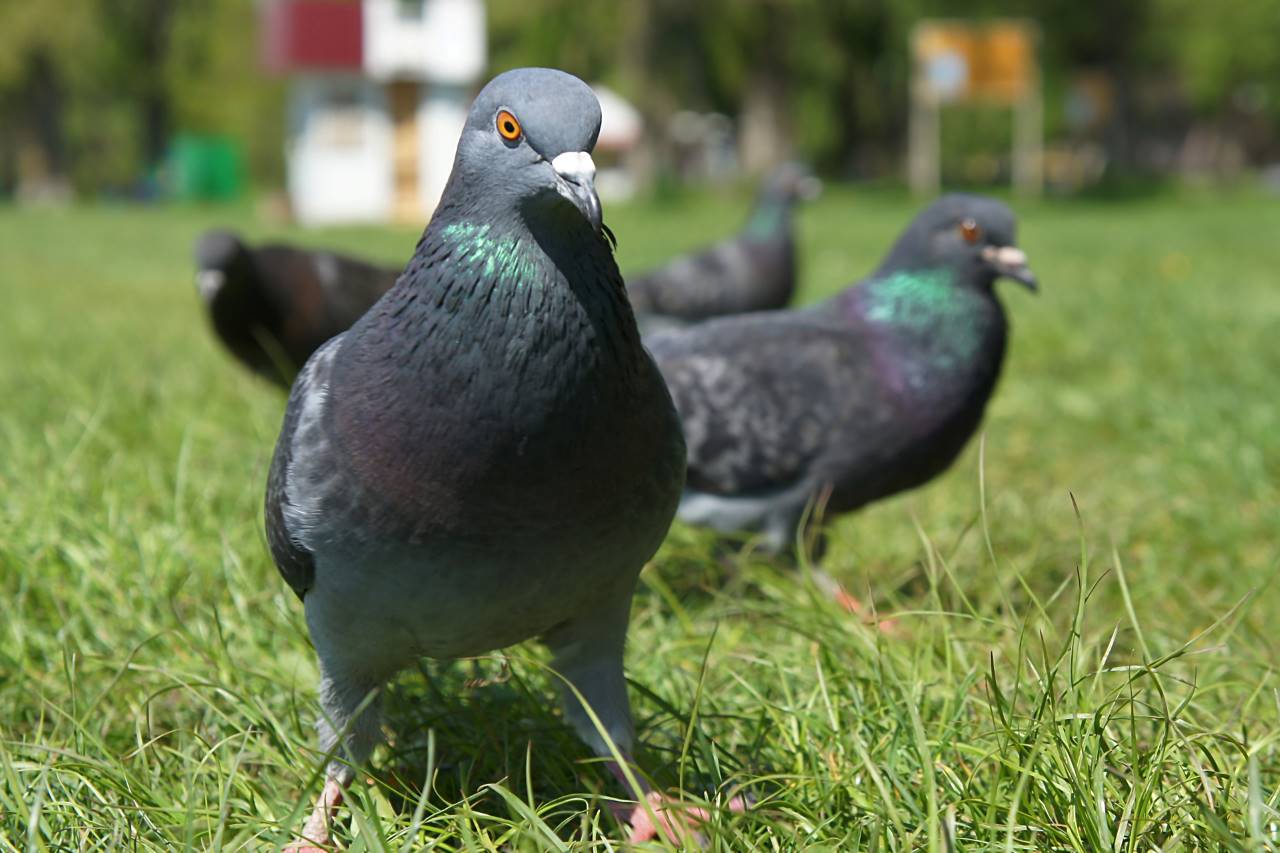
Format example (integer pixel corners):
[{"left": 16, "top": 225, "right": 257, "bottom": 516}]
[
  {"left": 445, "top": 67, "right": 605, "bottom": 234},
  {"left": 193, "top": 229, "right": 252, "bottom": 305},
  {"left": 883, "top": 194, "right": 1037, "bottom": 292},
  {"left": 761, "top": 162, "right": 823, "bottom": 204}
]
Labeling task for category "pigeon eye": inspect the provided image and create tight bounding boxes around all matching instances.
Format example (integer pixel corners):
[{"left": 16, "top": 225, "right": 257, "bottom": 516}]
[
  {"left": 959, "top": 218, "right": 982, "bottom": 244},
  {"left": 496, "top": 110, "right": 522, "bottom": 142}
]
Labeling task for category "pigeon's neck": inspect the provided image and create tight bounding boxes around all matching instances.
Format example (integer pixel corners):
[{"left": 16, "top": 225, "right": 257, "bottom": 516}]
[
  {"left": 861, "top": 268, "right": 969, "bottom": 325},
  {"left": 340, "top": 210, "right": 639, "bottom": 400},
  {"left": 328, "top": 209, "right": 652, "bottom": 519},
  {"left": 846, "top": 266, "right": 1007, "bottom": 380},
  {"left": 434, "top": 219, "right": 546, "bottom": 288},
  {"left": 743, "top": 195, "right": 793, "bottom": 239}
]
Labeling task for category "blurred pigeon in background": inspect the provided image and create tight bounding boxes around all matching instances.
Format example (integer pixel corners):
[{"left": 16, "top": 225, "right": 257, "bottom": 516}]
[
  {"left": 627, "top": 162, "right": 821, "bottom": 327},
  {"left": 648, "top": 194, "right": 1036, "bottom": 608},
  {"left": 193, "top": 230, "right": 400, "bottom": 386},
  {"left": 264, "top": 68, "right": 734, "bottom": 849}
]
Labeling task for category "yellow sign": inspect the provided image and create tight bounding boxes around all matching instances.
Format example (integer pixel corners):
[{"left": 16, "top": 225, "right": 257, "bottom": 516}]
[{"left": 913, "top": 21, "right": 1037, "bottom": 105}]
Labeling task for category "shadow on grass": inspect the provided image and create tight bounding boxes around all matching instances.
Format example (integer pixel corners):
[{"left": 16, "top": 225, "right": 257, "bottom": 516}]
[{"left": 360, "top": 652, "right": 762, "bottom": 834}]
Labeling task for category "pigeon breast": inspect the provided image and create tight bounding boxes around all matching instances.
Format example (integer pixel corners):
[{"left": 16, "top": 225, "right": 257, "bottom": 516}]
[{"left": 305, "top": 217, "right": 682, "bottom": 567}]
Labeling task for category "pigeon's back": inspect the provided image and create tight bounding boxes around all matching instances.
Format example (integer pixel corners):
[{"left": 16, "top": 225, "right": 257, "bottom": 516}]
[
  {"left": 253, "top": 245, "right": 398, "bottom": 361},
  {"left": 627, "top": 168, "right": 811, "bottom": 322},
  {"left": 195, "top": 230, "right": 400, "bottom": 387},
  {"left": 628, "top": 228, "right": 794, "bottom": 320}
]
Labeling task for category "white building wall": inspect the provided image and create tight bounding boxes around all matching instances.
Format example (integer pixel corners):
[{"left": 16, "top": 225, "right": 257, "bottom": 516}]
[
  {"left": 417, "top": 83, "right": 469, "bottom": 211},
  {"left": 286, "top": 76, "right": 394, "bottom": 225},
  {"left": 364, "top": 0, "right": 486, "bottom": 84}
]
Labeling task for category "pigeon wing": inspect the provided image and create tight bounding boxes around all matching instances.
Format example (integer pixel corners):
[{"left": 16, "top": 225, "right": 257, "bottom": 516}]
[{"left": 264, "top": 335, "right": 343, "bottom": 600}]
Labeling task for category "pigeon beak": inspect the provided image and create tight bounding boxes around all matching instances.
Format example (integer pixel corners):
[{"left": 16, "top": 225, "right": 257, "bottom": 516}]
[
  {"left": 195, "top": 269, "right": 225, "bottom": 304},
  {"left": 982, "top": 245, "right": 1038, "bottom": 292},
  {"left": 551, "top": 151, "right": 602, "bottom": 233}
]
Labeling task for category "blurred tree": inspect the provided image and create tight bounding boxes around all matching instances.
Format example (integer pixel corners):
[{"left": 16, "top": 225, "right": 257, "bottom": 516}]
[
  {"left": 2, "top": 0, "right": 1278, "bottom": 197},
  {"left": 1034, "top": 0, "right": 1156, "bottom": 174},
  {"left": 0, "top": 1, "right": 96, "bottom": 195},
  {"left": 0, "top": 0, "right": 281, "bottom": 197},
  {"left": 99, "top": 0, "right": 180, "bottom": 176},
  {"left": 166, "top": 0, "right": 285, "bottom": 185},
  {"left": 489, "top": 0, "right": 1280, "bottom": 185},
  {"left": 1153, "top": 0, "right": 1280, "bottom": 163}
]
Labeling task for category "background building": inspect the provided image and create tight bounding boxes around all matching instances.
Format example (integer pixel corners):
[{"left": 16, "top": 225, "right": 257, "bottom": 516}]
[{"left": 261, "top": 0, "right": 485, "bottom": 225}]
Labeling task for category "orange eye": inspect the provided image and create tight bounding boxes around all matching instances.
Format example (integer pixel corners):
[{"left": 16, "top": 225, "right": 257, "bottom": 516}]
[
  {"left": 959, "top": 218, "right": 982, "bottom": 244},
  {"left": 496, "top": 110, "right": 522, "bottom": 141}
]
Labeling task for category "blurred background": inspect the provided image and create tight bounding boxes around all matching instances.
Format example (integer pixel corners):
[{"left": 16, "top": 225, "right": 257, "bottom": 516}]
[{"left": 3, "top": 0, "right": 1280, "bottom": 216}]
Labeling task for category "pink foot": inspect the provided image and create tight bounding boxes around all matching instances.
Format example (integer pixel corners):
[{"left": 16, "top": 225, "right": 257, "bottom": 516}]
[
  {"left": 832, "top": 586, "right": 865, "bottom": 614},
  {"left": 832, "top": 585, "right": 897, "bottom": 633},
  {"left": 609, "top": 789, "right": 748, "bottom": 845},
  {"left": 286, "top": 778, "right": 344, "bottom": 851}
]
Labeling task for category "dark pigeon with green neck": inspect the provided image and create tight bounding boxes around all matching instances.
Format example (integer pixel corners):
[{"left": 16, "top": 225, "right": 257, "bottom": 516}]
[
  {"left": 627, "top": 162, "right": 820, "bottom": 327},
  {"left": 647, "top": 194, "right": 1037, "bottom": 557},
  {"left": 264, "top": 67, "right": 690, "bottom": 849},
  {"left": 193, "top": 230, "right": 400, "bottom": 387}
]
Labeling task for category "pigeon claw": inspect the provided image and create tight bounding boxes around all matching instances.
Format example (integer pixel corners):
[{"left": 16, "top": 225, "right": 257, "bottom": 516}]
[
  {"left": 832, "top": 585, "right": 897, "bottom": 633},
  {"left": 610, "top": 790, "right": 748, "bottom": 846},
  {"left": 287, "top": 778, "right": 344, "bottom": 852}
]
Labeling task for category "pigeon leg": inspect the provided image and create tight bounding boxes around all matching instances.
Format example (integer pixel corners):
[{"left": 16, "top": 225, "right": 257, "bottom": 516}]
[
  {"left": 543, "top": 596, "right": 637, "bottom": 761},
  {"left": 765, "top": 493, "right": 896, "bottom": 630},
  {"left": 288, "top": 638, "right": 387, "bottom": 851},
  {"left": 543, "top": 597, "right": 748, "bottom": 843},
  {"left": 288, "top": 777, "right": 345, "bottom": 852}
]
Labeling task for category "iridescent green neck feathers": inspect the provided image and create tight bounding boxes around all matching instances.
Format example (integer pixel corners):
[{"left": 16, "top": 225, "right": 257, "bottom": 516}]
[{"left": 438, "top": 221, "right": 543, "bottom": 288}]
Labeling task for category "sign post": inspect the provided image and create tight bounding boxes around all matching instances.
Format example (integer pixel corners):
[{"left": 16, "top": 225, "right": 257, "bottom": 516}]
[{"left": 909, "top": 20, "right": 1042, "bottom": 197}]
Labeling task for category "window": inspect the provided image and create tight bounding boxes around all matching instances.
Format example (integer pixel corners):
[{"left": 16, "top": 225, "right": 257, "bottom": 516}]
[{"left": 396, "top": 0, "right": 423, "bottom": 21}]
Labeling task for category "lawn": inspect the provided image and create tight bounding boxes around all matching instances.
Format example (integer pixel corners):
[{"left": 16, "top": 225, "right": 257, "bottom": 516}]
[{"left": 0, "top": 186, "right": 1277, "bottom": 850}]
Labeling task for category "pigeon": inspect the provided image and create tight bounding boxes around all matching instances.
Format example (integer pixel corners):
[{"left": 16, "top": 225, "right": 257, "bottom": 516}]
[
  {"left": 626, "top": 163, "right": 821, "bottom": 326},
  {"left": 647, "top": 194, "right": 1037, "bottom": 580},
  {"left": 193, "top": 230, "right": 400, "bottom": 386},
  {"left": 264, "top": 68, "right": 730, "bottom": 849}
]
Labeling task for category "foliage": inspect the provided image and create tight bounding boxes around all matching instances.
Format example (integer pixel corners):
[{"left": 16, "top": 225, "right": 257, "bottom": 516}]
[
  {"left": 0, "top": 0, "right": 281, "bottom": 195},
  {"left": 489, "top": 0, "right": 1280, "bottom": 175},
  {"left": 0, "top": 3, "right": 95, "bottom": 89},
  {"left": 2, "top": 0, "right": 1279, "bottom": 192},
  {"left": 0, "top": 190, "right": 1277, "bottom": 847},
  {"left": 1152, "top": 0, "right": 1280, "bottom": 117}
]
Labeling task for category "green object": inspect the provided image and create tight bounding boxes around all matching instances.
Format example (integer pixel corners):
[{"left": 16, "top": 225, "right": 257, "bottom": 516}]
[{"left": 168, "top": 134, "right": 244, "bottom": 201}]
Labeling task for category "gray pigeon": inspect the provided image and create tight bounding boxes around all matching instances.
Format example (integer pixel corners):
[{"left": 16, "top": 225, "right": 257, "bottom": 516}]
[
  {"left": 264, "top": 68, "right": 715, "bottom": 848},
  {"left": 647, "top": 195, "right": 1037, "bottom": 575},
  {"left": 193, "top": 230, "right": 400, "bottom": 386},
  {"left": 626, "top": 163, "right": 821, "bottom": 325}
]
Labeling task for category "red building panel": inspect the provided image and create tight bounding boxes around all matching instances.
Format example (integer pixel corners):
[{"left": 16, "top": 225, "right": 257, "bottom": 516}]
[{"left": 262, "top": 0, "right": 363, "bottom": 73}]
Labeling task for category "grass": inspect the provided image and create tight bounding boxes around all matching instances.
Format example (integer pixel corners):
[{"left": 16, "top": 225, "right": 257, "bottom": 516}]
[{"left": 0, "top": 185, "right": 1278, "bottom": 850}]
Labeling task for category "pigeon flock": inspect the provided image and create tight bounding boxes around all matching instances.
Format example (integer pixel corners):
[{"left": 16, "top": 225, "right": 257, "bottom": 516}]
[{"left": 193, "top": 67, "right": 1036, "bottom": 848}]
